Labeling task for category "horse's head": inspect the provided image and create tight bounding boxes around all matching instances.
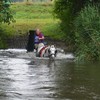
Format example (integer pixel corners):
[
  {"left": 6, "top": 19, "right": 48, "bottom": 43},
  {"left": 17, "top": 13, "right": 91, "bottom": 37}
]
[{"left": 48, "top": 45, "right": 57, "bottom": 59}]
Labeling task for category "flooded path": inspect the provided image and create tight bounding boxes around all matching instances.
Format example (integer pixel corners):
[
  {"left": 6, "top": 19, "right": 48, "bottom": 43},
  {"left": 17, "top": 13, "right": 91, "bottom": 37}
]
[{"left": 0, "top": 49, "right": 100, "bottom": 100}]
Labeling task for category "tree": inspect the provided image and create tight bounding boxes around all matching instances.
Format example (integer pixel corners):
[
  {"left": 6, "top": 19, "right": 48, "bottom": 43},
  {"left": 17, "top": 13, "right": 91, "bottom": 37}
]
[
  {"left": 0, "top": 0, "right": 14, "bottom": 24},
  {"left": 53, "top": 0, "right": 100, "bottom": 45},
  {"left": 53, "top": 0, "right": 100, "bottom": 61}
]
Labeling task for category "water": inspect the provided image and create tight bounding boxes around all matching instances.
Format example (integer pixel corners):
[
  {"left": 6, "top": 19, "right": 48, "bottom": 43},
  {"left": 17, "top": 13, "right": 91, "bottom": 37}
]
[{"left": 0, "top": 49, "right": 100, "bottom": 100}]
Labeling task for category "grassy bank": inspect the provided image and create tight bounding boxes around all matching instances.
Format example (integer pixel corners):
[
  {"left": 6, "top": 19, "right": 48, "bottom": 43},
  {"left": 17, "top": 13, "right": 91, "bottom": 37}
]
[
  {"left": 9, "top": 2, "right": 61, "bottom": 38},
  {"left": 0, "top": 2, "right": 63, "bottom": 48}
]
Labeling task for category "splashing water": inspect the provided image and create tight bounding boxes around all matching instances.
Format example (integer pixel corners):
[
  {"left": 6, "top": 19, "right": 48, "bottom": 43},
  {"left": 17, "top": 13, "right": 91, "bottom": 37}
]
[{"left": 0, "top": 49, "right": 74, "bottom": 60}]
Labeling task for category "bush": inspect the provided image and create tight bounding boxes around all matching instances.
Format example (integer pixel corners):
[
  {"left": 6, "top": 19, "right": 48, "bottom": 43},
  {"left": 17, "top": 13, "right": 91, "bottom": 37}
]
[
  {"left": 74, "top": 5, "right": 100, "bottom": 61},
  {"left": 0, "top": 25, "right": 15, "bottom": 49},
  {"left": 0, "top": 28, "right": 7, "bottom": 49}
]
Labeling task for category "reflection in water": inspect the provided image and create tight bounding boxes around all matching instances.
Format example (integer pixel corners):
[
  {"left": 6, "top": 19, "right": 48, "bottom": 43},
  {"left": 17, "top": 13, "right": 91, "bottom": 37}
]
[{"left": 0, "top": 49, "right": 100, "bottom": 100}]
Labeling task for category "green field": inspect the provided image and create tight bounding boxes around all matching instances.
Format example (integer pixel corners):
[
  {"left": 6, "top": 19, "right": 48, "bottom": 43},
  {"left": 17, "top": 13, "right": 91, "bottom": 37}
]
[{"left": 5, "top": 2, "right": 61, "bottom": 39}]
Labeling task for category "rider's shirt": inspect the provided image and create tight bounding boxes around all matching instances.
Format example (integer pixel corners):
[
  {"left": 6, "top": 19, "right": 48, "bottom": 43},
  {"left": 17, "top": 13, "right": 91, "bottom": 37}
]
[
  {"left": 34, "top": 33, "right": 44, "bottom": 44},
  {"left": 34, "top": 35, "right": 39, "bottom": 44}
]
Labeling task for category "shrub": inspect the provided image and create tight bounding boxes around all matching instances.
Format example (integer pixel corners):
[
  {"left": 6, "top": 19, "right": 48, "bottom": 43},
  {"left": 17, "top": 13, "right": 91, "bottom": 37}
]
[
  {"left": 0, "top": 25, "right": 15, "bottom": 48},
  {"left": 74, "top": 5, "right": 100, "bottom": 61}
]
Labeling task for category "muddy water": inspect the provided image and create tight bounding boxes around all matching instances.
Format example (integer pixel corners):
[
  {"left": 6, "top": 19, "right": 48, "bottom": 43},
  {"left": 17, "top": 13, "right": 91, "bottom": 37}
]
[{"left": 0, "top": 49, "right": 100, "bottom": 100}]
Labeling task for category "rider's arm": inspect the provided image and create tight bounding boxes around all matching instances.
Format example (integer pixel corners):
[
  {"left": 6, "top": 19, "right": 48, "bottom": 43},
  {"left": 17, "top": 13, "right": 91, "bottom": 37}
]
[
  {"left": 39, "top": 33, "right": 44, "bottom": 40},
  {"left": 39, "top": 36, "right": 44, "bottom": 40}
]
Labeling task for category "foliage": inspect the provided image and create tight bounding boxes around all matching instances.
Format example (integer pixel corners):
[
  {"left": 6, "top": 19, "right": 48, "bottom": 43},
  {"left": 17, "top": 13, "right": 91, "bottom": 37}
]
[
  {"left": 74, "top": 5, "right": 100, "bottom": 61},
  {"left": 0, "top": 0, "right": 14, "bottom": 24},
  {"left": 0, "top": 24, "right": 16, "bottom": 48},
  {"left": 0, "top": 0, "right": 15, "bottom": 48},
  {"left": 42, "top": 22, "right": 64, "bottom": 39},
  {"left": 53, "top": 0, "right": 100, "bottom": 61},
  {"left": 53, "top": 0, "right": 73, "bottom": 45},
  {"left": 53, "top": 0, "right": 100, "bottom": 45}
]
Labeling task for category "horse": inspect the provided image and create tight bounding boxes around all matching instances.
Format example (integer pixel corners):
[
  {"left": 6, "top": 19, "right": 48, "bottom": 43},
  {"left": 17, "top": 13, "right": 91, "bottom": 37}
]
[{"left": 36, "top": 43, "right": 57, "bottom": 59}]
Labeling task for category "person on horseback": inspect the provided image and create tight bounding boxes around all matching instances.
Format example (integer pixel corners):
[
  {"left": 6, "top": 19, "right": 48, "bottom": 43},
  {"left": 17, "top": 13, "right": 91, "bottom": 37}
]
[
  {"left": 34, "top": 29, "right": 57, "bottom": 58},
  {"left": 34, "top": 29, "right": 45, "bottom": 50}
]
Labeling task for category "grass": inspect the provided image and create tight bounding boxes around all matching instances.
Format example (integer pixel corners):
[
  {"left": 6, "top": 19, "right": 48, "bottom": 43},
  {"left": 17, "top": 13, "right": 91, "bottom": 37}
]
[
  {"left": 4, "top": 2, "right": 61, "bottom": 39},
  {"left": 12, "top": 19, "right": 57, "bottom": 31},
  {"left": 11, "top": 3, "right": 53, "bottom": 19}
]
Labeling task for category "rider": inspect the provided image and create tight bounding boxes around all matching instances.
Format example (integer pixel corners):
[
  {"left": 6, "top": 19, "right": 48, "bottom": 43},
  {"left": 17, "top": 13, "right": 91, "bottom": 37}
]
[{"left": 34, "top": 29, "right": 45, "bottom": 50}]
